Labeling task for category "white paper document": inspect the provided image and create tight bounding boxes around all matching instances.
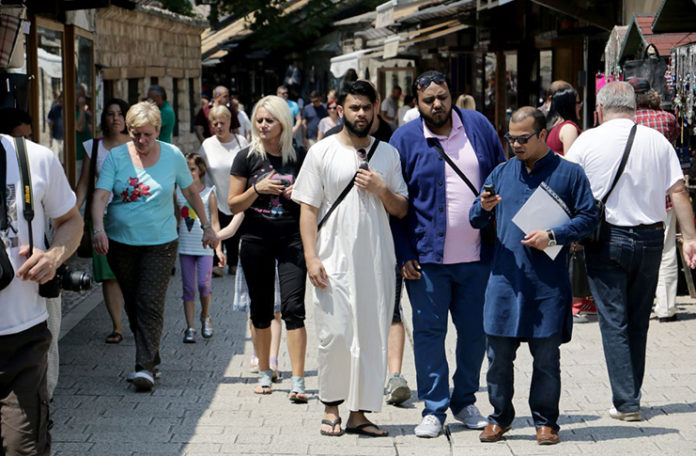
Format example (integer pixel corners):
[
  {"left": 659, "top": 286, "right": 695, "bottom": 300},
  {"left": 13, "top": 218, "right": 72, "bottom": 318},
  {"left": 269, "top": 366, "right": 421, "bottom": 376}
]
[{"left": 511, "top": 185, "right": 570, "bottom": 260}]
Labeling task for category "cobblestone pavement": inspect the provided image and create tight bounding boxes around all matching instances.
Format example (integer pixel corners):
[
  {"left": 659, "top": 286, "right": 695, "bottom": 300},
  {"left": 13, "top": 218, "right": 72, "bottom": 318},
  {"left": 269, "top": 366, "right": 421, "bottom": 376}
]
[{"left": 52, "top": 267, "right": 696, "bottom": 455}]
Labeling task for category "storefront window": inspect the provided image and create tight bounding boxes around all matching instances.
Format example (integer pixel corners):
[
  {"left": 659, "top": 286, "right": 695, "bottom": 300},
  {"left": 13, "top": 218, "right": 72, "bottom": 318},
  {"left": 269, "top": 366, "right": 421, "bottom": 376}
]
[
  {"left": 37, "top": 26, "right": 63, "bottom": 162},
  {"left": 75, "top": 34, "right": 94, "bottom": 173}
]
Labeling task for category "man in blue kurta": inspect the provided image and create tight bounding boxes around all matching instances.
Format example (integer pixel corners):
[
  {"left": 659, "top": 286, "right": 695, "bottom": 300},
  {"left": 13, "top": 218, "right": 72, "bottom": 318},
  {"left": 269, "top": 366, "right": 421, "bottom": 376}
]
[{"left": 470, "top": 107, "right": 597, "bottom": 445}]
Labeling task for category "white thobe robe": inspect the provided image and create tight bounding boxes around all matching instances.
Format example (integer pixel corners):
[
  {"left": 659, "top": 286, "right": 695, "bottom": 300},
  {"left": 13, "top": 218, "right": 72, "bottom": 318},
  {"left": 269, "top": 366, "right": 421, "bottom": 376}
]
[{"left": 293, "top": 135, "right": 408, "bottom": 412}]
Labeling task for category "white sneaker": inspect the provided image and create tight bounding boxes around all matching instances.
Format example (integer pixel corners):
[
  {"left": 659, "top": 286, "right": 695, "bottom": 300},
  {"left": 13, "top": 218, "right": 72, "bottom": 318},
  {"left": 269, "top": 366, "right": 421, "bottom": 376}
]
[
  {"left": 130, "top": 370, "right": 154, "bottom": 392},
  {"left": 453, "top": 404, "right": 488, "bottom": 429},
  {"left": 127, "top": 369, "right": 160, "bottom": 382},
  {"left": 415, "top": 414, "right": 442, "bottom": 438},
  {"left": 385, "top": 373, "right": 411, "bottom": 405},
  {"left": 609, "top": 407, "right": 641, "bottom": 421},
  {"left": 201, "top": 317, "right": 214, "bottom": 338}
]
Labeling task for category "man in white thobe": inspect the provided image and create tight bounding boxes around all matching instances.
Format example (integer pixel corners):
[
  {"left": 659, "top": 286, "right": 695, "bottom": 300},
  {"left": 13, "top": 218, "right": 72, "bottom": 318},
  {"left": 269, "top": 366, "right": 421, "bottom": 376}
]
[{"left": 293, "top": 80, "right": 408, "bottom": 437}]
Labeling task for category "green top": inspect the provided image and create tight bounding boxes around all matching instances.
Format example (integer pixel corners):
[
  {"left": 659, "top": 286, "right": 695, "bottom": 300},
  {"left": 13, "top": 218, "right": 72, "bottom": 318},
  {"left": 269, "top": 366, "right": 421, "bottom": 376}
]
[{"left": 158, "top": 101, "right": 176, "bottom": 143}]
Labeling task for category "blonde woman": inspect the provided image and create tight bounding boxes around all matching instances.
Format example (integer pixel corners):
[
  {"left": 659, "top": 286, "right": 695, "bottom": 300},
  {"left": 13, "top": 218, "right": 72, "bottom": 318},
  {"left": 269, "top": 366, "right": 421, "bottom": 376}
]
[
  {"left": 92, "top": 101, "right": 218, "bottom": 391},
  {"left": 228, "top": 95, "right": 308, "bottom": 402},
  {"left": 455, "top": 94, "right": 476, "bottom": 110},
  {"left": 199, "top": 105, "right": 248, "bottom": 276}
]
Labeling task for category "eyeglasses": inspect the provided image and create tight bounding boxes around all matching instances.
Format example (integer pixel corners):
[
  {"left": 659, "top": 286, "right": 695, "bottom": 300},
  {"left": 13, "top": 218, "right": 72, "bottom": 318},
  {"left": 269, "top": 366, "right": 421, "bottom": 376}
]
[
  {"left": 504, "top": 128, "right": 541, "bottom": 145},
  {"left": 327, "top": 107, "right": 337, "bottom": 111},
  {"left": 416, "top": 73, "right": 446, "bottom": 91}
]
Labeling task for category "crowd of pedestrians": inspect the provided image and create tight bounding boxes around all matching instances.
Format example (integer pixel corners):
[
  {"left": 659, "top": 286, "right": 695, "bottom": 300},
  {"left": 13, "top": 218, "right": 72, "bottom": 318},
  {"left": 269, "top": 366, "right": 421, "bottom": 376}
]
[{"left": 1, "top": 65, "right": 694, "bottom": 455}]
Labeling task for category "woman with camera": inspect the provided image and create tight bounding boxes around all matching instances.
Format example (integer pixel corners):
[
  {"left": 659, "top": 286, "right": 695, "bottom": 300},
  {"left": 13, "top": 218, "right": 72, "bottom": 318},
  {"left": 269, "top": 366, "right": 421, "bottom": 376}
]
[
  {"left": 91, "top": 101, "right": 218, "bottom": 391},
  {"left": 228, "top": 95, "right": 308, "bottom": 401},
  {"left": 76, "top": 98, "right": 130, "bottom": 344}
]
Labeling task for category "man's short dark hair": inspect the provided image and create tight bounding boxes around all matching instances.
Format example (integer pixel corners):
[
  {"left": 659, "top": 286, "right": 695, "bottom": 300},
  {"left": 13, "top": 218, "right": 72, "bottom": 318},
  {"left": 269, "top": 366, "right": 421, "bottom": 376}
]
[
  {"left": 147, "top": 84, "right": 166, "bottom": 101},
  {"left": 309, "top": 90, "right": 321, "bottom": 100},
  {"left": 338, "top": 81, "right": 377, "bottom": 106},
  {"left": 510, "top": 106, "right": 546, "bottom": 132},
  {"left": 412, "top": 70, "right": 451, "bottom": 102},
  {"left": 0, "top": 108, "right": 32, "bottom": 135}
]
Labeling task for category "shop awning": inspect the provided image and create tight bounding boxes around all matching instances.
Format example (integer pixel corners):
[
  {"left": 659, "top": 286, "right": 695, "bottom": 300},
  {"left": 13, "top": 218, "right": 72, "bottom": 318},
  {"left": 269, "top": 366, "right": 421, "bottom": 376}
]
[
  {"left": 329, "top": 49, "right": 374, "bottom": 77},
  {"left": 652, "top": 0, "right": 696, "bottom": 33},
  {"left": 201, "top": 0, "right": 310, "bottom": 59}
]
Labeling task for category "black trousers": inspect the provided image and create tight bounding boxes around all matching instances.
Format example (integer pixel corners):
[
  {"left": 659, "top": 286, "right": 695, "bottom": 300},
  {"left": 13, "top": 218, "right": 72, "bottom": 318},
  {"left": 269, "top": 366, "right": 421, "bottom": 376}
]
[
  {"left": 0, "top": 322, "right": 51, "bottom": 456},
  {"left": 215, "top": 210, "right": 240, "bottom": 269},
  {"left": 107, "top": 239, "right": 178, "bottom": 372},
  {"left": 240, "top": 234, "right": 306, "bottom": 330}
]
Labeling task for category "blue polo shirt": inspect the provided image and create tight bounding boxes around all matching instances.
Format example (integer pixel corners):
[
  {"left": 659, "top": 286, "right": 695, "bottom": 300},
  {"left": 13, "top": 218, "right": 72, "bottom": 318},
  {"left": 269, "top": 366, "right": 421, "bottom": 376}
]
[{"left": 469, "top": 151, "right": 598, "bottom": 342}]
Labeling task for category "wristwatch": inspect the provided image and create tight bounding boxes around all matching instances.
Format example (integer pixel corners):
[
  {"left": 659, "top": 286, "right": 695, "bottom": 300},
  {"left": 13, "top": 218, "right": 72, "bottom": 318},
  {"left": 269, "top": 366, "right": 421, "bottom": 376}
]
[
  {"left": 201, "top": 222, "right": 212, "bottom": 229},
  {"left": 546, "top": 229, "right": 557, "bottom": 247}
]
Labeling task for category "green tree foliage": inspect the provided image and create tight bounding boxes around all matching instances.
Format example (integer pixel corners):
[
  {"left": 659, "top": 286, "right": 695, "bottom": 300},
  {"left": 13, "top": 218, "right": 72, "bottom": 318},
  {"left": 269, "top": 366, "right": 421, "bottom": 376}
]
[
  {"left": 160, "top": 0, "right": 194, "bottom": 17},
  {"left": 213, "top": 0, "right": 380, "bottom": 50}
]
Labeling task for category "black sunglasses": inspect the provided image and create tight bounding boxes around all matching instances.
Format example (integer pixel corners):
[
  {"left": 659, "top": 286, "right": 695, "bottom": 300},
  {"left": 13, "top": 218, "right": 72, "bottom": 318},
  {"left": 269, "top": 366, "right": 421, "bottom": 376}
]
[
  {"left": 416, "top": 74, "right": 446, "bottom": 91},
  {"left": 504, "top": 128, "right": 542, "bottom": 145}
]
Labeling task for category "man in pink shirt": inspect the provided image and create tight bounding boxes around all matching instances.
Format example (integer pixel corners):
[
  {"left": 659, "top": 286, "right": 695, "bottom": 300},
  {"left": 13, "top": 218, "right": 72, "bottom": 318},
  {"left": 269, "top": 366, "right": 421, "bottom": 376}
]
[{"left": 390, "top": 70, "right": 506, "bottom": 438}]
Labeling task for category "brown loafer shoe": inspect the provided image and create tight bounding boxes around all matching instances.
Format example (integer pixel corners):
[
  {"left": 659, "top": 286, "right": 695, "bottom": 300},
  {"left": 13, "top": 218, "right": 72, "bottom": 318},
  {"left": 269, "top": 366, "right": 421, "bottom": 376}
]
[
  {"left": 479, "top": 423, "right": 511, "bottom": 442},
  {"left": 536, "top": 426, "right": 559, "bottom": 445}
]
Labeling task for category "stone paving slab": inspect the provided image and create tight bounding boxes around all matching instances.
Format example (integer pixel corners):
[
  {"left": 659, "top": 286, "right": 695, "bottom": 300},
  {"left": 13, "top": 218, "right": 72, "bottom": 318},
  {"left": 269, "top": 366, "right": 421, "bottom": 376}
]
[{"left": 52, "top": 267, "right": 696, "bottom": 455}]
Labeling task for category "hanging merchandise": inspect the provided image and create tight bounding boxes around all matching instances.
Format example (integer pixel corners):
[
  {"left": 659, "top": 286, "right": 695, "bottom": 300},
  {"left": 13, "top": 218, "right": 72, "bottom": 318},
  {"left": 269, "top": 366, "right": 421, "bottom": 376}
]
[
  {"left": 624, "top": 44, "right": 669, "bottom": 101},
  {"left": 670, "top": 43, "right": 696, "bottom": 169}
]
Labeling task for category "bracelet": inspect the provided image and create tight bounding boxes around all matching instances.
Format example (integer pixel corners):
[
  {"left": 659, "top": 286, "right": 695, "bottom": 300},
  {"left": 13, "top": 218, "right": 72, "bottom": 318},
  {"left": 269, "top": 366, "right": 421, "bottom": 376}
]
[
  {"left": 253, "top": 183, "right": 261, "bottom": 196},
  {"left": 93, "top": 228, "right": 104, "bottom": 235}
]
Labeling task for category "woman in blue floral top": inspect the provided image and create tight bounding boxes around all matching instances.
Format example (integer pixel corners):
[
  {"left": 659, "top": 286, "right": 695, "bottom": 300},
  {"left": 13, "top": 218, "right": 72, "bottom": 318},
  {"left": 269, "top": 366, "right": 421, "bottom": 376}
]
[{"left": 91, "top": 101, "right": 218, "bottom": 391}]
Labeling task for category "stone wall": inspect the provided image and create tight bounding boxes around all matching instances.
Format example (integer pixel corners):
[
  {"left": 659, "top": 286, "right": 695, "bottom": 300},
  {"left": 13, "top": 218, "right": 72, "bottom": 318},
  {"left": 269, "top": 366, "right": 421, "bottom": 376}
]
[{"left": 95, "top": 5, "right": 205, "bottom": 154}]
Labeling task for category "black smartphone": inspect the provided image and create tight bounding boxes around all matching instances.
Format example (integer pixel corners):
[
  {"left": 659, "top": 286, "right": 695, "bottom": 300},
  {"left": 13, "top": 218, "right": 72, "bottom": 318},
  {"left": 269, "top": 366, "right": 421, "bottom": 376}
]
[
  {"left": 359, "top": 162, "right": 369, "bottom": 171},
  {"left": 483, "top": 184, "right": 496, "bottom": 196}
]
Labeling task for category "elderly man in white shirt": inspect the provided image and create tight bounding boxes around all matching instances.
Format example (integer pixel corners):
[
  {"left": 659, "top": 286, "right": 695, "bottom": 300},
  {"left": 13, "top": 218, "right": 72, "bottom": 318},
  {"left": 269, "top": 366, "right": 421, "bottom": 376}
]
[{"left": 566, "top": 81, "right": 696, "bottom": 422}]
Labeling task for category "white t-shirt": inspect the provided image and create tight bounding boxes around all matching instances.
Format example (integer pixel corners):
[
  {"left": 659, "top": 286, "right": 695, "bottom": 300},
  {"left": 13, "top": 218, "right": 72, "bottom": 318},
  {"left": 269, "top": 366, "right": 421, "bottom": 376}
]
[
  {"left": 381, "top": 97, "right": 399, "bottom": 129},
  {"left": 83, "top": 138, "right": 119, "bottom": 208},
  {"left": 0, "top": 135, "right": 76, "bottom": 336},
  {"left": 397, "top": 105, "right": 411, "bottom": 126},
  {"left": 402, "top": 107, "right": 420, "bottom": 124},
  {"left": 237, "top": 110, "right": 252, "bottom": 140},
  {"left": 199, "top": 134, "right": 248, "bottom": 215},
  {"left": 176, "top": 185, "right": 214, "bottom": 256},
  {"left": 566, "top": 118, "right": 683, "bottom": 226}
]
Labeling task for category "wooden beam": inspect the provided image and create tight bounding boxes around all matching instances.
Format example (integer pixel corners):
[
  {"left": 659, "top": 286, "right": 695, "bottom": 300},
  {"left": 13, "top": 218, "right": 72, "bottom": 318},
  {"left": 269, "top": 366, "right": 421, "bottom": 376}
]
[
  {"left": 530, "top": 0, "right": 615, "bottom": 32},
  {"left": 64, "top": 25, "right": 76, "bottom": 188}
]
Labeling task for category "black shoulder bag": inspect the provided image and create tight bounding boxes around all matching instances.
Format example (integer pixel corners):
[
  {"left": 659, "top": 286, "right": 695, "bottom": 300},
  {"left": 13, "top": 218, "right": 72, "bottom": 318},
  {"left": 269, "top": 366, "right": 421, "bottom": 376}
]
[
  {"left": 427, "top": 138, "right": 496, "bottom": 245},
  {"left": 0, "top": 139, "right": 14, "bottom": 289},
  {"left": 582, "top": 123, "right": 637, "bottom": 245},
  {"left": 317, "top": 139, "right": 380, "bottom": 230},
  {"left": 0, "top": 137, "right": 34, "bottom": 290}
]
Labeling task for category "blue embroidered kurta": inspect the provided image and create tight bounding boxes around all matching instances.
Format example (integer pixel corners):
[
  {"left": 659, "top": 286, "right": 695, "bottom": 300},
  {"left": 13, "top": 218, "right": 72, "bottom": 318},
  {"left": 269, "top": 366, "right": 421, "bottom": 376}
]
[{"left": 469, "top": 152, "right": 598, "bottom": 343}]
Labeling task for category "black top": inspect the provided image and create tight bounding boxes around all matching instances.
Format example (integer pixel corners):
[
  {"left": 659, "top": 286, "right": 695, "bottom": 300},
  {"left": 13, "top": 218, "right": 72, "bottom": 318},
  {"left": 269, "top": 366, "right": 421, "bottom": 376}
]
[
  {"left": 230, "top": 147, "right": 305, "bottom": 240},
  {"left": 324, "top": 118, "right": 394, "bottom": 143}
]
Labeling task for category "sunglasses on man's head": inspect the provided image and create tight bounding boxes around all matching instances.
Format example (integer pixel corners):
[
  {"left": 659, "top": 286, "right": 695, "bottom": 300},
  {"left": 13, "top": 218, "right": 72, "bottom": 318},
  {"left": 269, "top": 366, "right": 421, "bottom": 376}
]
[
  {"left": 416, "top": 74, "right": 446, "bottom": 91},
  {"left": 504, "top": 128, "right": 541, "bottom": 145}
]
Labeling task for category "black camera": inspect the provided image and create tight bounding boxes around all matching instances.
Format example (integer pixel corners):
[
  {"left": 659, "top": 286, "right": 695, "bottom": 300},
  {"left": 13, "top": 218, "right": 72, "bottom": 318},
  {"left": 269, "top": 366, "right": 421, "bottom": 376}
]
[
  {"left": 38, "top": 265, "right": 92, "bottom": 298},
  {"left": 278, "top": 178, "right": 291, "bottom": 187}
]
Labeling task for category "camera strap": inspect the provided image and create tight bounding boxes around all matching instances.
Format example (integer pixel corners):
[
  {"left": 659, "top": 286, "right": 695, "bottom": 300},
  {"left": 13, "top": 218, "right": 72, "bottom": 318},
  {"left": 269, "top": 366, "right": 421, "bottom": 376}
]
[{"left": 13, "top": 138, "right": 34, "bottom": 256}]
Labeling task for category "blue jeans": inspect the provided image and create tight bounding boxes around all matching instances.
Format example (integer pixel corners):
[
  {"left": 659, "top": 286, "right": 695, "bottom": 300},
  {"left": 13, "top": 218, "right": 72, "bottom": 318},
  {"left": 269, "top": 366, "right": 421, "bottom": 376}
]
[
  {"left": 405, "top": 262, "right": 488, "bottom": 423},
  {"left": 486, "top": 333, "right": 562, "bottom": 430},
  {"left": 585, "top": 224, "right": 664, "bottom": 412}
]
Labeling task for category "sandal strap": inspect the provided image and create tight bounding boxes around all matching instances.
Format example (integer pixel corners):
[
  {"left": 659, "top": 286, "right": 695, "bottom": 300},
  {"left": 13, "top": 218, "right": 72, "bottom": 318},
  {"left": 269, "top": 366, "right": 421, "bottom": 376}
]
[
  {"left": 258, "top": 369, "right": 273, "bottom": 388},
  {"left": 291, "top": 376, "right": 305, "bottom": 394}
]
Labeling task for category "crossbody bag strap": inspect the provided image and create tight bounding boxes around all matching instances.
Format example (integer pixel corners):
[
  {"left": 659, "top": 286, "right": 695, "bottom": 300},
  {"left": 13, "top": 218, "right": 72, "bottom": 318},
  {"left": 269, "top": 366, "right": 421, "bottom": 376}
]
[
  {"left": 13, "top": 138, "right": 34, "bottom": 256},
  {"left": 84, "top": 138, "right": 100, "bottom": 220},
  {"left": 602, "top": 123, "right": 637, "bottom": 204},
  {"left": 427, "top": 138, "right": 479, "bottom": 197},
  {"left": 317, "top": 139, "right": 380, "bottom": 230}
]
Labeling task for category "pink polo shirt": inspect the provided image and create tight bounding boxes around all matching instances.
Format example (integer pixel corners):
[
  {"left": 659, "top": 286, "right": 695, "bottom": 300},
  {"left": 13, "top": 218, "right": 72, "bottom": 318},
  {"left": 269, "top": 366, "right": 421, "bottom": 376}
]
[{"left": 423, "top": 113, "right": 481, "bottom": 264}]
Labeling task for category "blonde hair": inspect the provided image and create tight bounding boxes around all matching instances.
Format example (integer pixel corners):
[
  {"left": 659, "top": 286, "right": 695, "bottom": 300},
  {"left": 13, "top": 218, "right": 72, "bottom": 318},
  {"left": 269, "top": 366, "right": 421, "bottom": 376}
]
[
  {"left": 455, "top": 94, "right": 476, "bottom": 110},
  {"left": 126, "top": 100, "right": 161, "bottom": 129},
  {"left": 250, "top": 95, "right": 296, "bottom": 165},
  {"left": 209, "top": 104, "right": 232, "bottom": 122}
]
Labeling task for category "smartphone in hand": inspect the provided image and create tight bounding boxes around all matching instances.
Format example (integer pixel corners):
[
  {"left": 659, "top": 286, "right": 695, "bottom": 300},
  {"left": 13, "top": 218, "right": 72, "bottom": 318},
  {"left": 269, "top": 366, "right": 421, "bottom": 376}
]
[{"left": 483, "top": 184, "right": 496, "bottom": 197}]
